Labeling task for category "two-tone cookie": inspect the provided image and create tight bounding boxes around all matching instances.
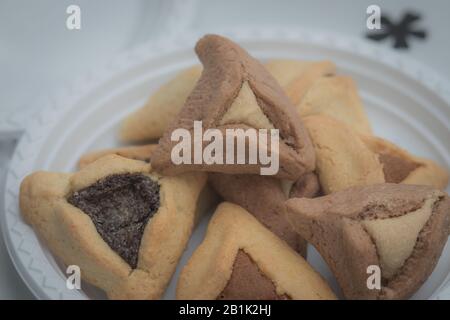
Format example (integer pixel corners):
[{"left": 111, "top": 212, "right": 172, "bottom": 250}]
[
  {"left": 176, "top": 202, "right": 336, "bottom": 300},
  {"left": 285, "top": 183, "right": 450, "bottom": 299},
  {"left": 151, "top": 35, "right": 315, "bottom": 179},
  {"left": 20, "top": 155, "right": 214, "bottom": 299}
]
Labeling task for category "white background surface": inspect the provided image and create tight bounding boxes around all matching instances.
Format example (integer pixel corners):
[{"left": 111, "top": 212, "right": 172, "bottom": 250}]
[{"left": 0, "top": 0, "right": 449, "bottom": 299}]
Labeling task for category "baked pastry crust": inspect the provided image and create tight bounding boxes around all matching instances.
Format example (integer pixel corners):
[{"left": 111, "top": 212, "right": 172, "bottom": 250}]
[
  {"left": 361, "top": 135, "right": 449, "bottom": 189},
  {"left": 303, "top": 115, "right": 385, "bottom": 194},
  {"left": 285, "top": 183, "right": 450, "bottom": 299},
  {"left": 20, "top": 155, "right": 210, "bottom": 299},
  {"left": 78, "top": 144, "right": 157, "bottom": 169},
  {"left": 151, "top": 35, "right": 315, "bottom": 180},
  {"left": 176, "top": 202, "right": 337, "bottom": 300},
  {"left": 121, "top": 66, "right": 202, "bottom": 142}
]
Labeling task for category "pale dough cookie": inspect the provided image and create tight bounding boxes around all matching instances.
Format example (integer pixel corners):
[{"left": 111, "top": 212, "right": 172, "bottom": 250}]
[
  {"left": 285, "top": 183, "right": 450, "bottom": 299},
  {"left": 20, "top": 155, "right": 214, "bottom": 300},
  {"left": 120, "top": 66, "right": 202, "bottom": 142},
  {"left": 266, "top": 60, "right": 371, "bottom": 134},
  {"left": 176, "top": 202, "right": 336, "bottom": 300},
  {"left": 152, "top": 35, "right": 315, "bottom": 179},
  {"left": 298, "top": 76, "right": 372, "bottom": 134},
  {"left": 303, "top": 115, "right": 385, "bottom": 194},
  {"left": 78, "top": 144, "right": 157, "bottom": 169},
  {"left": 361, "top": 135, "right": 449, "bottom": 189},
  {"left": 265, "top": 59, "right": 336, "bottom": 106}
]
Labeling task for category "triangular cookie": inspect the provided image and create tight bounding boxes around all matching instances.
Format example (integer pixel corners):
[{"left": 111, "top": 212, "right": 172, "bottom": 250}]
[
  {"left": 176, "top": 202, "right": 336, "bottom": 300},
  {"left": 20, "top": 155, "right": 213, "bottom": 299},
  {"left": 152, "top": 35, "right": 315, "bottom": 179},
  {"left": 285, "top": 183, "right": 450, "bottom": 299}
]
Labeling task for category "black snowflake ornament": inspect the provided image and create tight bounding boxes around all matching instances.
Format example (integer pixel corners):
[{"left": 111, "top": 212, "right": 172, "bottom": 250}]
[{"left": 366, "top": 12, "right": 427, "bottom": 49}]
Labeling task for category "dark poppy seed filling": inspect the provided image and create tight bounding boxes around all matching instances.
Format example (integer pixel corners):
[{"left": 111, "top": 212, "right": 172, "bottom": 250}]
[{"left": 68, "top": 173, "right": 160, "bottom": 269}]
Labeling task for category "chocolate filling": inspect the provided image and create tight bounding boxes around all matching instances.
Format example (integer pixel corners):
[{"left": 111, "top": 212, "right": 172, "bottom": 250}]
[
  {"left": 68, "top": 173, "right": 160, "bottom": 269},
  {"left": 378, "top": 153, "right": 420, "bottom": 183},
  {"left": 218, "top": 250, "right": 289, "bottom": 300}
]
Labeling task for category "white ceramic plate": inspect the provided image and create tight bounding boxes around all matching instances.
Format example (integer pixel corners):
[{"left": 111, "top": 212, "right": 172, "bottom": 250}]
[{"left": 2, "top": 28, "right": 450, "bottom": 300}]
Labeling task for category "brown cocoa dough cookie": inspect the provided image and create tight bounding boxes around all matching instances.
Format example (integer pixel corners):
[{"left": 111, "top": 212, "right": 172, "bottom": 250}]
[
  {"left": 361, "top": 135, "right": 449, "bottom": 189},
  {"left": 285, "top": 183, "right": 450, "bottom": 300},
  {"left": 151, "top": 35, "right": 315, "bottom": 180},
  {"left": 20, "top": 155, "right": 214, "bottom": 299},
  {"left": 120, "top": 66, "right": 202, "bottom": 142},
  {"left": 78, "top": 144, "right": 157, "bottom": 169},
  {"left": 176, "top": 202, "right": 336, "bottom": 300},
  {"left": 303, "top": 115, "right": 385, "bottom": 194},
  {"left": 209, "top": 173, "right": 320, "bottom": 256}
]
